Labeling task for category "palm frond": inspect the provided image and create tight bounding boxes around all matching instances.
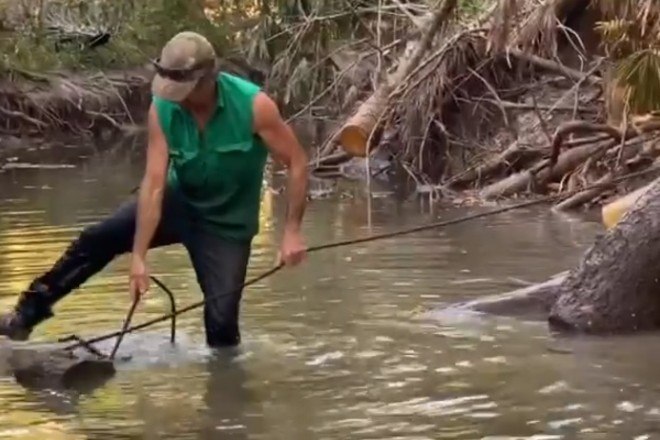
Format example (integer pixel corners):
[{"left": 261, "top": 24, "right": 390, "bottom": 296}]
[{"left": 615, "top": 48, "right": 660, "bottom": 114}]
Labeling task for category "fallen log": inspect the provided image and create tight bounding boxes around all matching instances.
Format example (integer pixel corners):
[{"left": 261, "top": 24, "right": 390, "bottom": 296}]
[
  {"left": 448, "top": 142, "right": 536, "bottom": 188},
  {"left": 510, "top": 50, "right": 601, "bottom": 86},
  {"left": 480, "top": 139, "right": 615, "bottom": 199},
  {"left": 0, "top": 340, "right": 116, "bottom": 392},
  {"left": 548, "top": 176, "right": 660, "bottom": 333},
  {"left": 310, "top": 151, "right": 352, "bottom": 168},
  {"left": 554, "top": 142, "right": 660, "bottom": 211},
  {"left": 337, "top": 0, "right": 458, "bottom": 157},
  {"left": 549, "top": 121, "right": 623, "bottom": 168},
  {"left": 449, "top": 134, "right": 611, "bottom": 189}
]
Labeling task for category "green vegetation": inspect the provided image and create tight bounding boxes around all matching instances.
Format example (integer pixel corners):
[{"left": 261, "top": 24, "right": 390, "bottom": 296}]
[
  {"left": 595, "top": 0, "right": 660, "bottom": 114},
  {"left": 0, "top": 0, "right": 492, "bottom": 104},
  {"left": 0, "top": 0, "right": 230, "bottom": 73}
]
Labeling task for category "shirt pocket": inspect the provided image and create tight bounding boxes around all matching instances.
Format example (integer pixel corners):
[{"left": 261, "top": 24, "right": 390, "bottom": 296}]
[
  {"left": 210, "top": 141, "right": 253, "bottom": 154},
  {"left": 169, "top": 148, "right": 207, "bottom": 193},
  {"left": 207, "top": 140, "right": 255, "bottom": 188}
]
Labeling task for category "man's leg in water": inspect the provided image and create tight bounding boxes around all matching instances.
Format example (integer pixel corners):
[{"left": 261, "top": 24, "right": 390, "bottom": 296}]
[
  {"left": 0, "top": 188, "right": 188, "bottom": 340},
  {"left": 185, "top": 229, "right": 251, "bottom": 348}
]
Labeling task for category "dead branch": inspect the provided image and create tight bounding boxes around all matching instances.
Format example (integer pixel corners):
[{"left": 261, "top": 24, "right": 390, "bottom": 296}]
[
  {"left": 470, "top": 97, "right": 597, "bottom": 113},
  {"left": 550, "top": 121, "right": 624, "bottom": 167},
  {"left": 480, "top": 138, "right": 617, "bottom": 200},
  {"left": 554, "top": 173, "right": 614, "bottom": 211},
  {"left": 509, "top": 49, "right": 600, "bottom": 85}
]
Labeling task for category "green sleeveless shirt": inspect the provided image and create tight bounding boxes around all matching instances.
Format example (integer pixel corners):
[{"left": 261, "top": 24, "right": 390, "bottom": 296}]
[{"left": 153, "top": 72, "right": 268, "bottom": 242}]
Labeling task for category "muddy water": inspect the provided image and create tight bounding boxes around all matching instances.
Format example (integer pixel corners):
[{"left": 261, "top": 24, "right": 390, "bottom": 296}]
[{"left": 0, "top": 141, "right": 659, "bottom": 439}]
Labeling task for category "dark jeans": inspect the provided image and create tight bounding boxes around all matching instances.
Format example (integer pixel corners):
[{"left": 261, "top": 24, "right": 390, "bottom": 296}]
[{"left": 20, "top": 187, "right": 251, "bottom": 347}]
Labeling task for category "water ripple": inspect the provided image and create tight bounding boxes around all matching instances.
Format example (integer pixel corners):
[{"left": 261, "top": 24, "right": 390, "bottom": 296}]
[{"left": 0, "top": 149, "right": 655, "bottom": 439}]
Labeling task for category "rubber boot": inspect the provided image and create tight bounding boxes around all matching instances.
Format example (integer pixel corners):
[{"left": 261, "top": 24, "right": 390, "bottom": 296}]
[
  {"left": 0, "top": 235, "right": 105, "bottom": 341},
  {"left": 0, "top": 282, "right": 55, "bottom": 341}
]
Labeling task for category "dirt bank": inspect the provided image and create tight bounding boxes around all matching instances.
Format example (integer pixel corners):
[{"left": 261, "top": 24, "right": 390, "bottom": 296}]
[{"left": 0, "top": 68, "right": 152, "bottom": 140}]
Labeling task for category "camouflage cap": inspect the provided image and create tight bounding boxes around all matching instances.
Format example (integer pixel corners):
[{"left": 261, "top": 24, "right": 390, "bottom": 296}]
[{"left": 151, "top": 31, "right": 217, "bottom": 102}]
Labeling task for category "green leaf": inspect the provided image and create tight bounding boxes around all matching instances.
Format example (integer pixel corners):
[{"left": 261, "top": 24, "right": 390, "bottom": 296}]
[{"left": 615, "top": 49, "right": 660, "bottom": 113}]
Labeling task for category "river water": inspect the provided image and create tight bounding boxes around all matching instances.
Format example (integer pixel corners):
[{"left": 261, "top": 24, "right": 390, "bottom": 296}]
[{"left": 0, "top": 138, "right": 659, "bottom": 439}]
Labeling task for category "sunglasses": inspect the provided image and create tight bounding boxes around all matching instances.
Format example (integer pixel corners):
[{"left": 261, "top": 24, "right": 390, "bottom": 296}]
[{"left": 151, "top": 58, "right": 216, "bottom": 82}]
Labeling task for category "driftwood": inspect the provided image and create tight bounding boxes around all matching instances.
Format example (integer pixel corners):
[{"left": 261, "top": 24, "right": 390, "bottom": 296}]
[{"left": 553, "top": 141, "right": 660, "bottom": 211}]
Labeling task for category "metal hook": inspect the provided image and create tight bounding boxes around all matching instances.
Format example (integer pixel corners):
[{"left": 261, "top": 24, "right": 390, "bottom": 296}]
[{"left": 150, "top": 275, "right": 177, "bottom": 344}]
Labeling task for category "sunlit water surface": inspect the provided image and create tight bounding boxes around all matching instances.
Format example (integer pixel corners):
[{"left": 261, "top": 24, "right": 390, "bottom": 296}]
[{"left": 0, "top": 139, "right": 659, "bottom": 439}]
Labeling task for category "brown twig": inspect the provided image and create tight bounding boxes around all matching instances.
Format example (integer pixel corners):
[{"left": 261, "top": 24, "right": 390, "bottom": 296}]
[
  {"left": 509, "top": 49, "right": 600, "bottom": 85},
  {"left": 468, "top": 97, "right": 596, "bottom": 113},
  {"left": 531, "top": 93, "right": 552, "bottom": 145},
  {"left": 286, "top": 58, "right": 360, "bottom": 123}
]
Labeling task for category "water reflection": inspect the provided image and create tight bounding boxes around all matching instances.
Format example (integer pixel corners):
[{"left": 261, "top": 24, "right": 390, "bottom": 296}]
[{"left": 0, "top": 141, "right": 659, "bottom": 438}]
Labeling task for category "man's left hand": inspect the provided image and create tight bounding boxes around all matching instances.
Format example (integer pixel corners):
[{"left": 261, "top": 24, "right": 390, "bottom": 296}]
[{"left": 279, "top": 228, "right": 307, "bottom": 267}]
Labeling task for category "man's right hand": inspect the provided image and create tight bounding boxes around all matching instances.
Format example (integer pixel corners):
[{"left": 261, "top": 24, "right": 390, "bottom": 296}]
[{"left": 129, "top": 256, "right": 150, "bottom": 302}]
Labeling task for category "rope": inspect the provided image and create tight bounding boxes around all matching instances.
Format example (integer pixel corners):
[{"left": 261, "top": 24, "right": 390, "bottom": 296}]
[{"left": 62, "top": 167, "right": 660, "bottom": 351}]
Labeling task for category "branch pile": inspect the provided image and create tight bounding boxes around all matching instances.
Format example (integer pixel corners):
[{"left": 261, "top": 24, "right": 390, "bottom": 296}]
[{"left": 312, "top": 0, "right": 660, "bottom": 211}]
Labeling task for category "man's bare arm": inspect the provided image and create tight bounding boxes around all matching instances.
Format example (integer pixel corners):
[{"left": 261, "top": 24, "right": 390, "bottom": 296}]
[
  {"left": 132, "top": 104, "right": 169, "bottom": 260},
  {"left": 253, "top": 92, "right": 308, "bottom": 232}
]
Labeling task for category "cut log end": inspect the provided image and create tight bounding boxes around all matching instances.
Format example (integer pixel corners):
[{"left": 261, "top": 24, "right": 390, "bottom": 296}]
[{"left": 339, "top": 125, "right": 369, "bottom": 157}]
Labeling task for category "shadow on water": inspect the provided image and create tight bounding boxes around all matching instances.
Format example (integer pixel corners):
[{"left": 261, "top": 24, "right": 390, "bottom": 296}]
[
  {"left": 2, "top": 137, "right": 660, "bottom": 438},
  {"left": 196, "top": 351, "right": 262, "bottom": 440}
]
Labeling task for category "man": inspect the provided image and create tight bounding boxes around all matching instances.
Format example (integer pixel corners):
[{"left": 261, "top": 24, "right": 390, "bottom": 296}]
[{"left": 0, "top": 31, "right": 308, "bottom": 347}]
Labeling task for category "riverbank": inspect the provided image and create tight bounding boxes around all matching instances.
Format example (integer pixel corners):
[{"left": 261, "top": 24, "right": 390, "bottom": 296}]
[
  {"left": 3, "top": 0, "right": 660, "bottom": 213},
  {"left": 0, "top": 0, "right": 232, "bottom": 140},
  {"left": 0, "top": 68, "right": 152, "bottom": 139},
  {"left": 313, "top": 0, "right": 660, "bottom": 212}
]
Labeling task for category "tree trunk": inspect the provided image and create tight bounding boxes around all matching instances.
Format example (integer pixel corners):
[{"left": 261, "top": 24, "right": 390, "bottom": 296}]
[
  {"left": 548, "top": 176, "right": 660, "bottom": 333},
  {"left": 337, "top": 0, "right": 458, "bottom": 157},
  {"left": 601, "top": 181, "right": 653, "bottom": 229}
]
